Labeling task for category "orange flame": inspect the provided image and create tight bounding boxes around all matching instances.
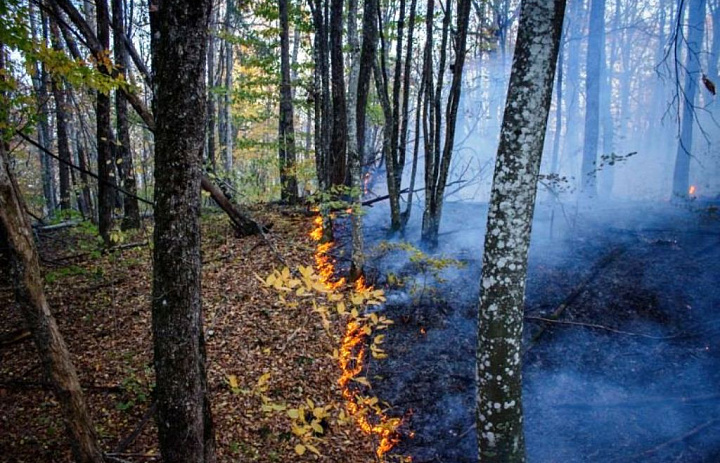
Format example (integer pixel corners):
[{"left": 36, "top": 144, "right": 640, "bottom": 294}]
[
  {"left": 309, "top": 212, "right": 403, "bottom": 458},
  {"left": 689, "top": 185, "right": 697, "bottom": 196}
]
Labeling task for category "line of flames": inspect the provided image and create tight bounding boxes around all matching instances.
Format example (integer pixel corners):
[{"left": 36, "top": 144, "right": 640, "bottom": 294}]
[{"left": 310, "top": 212, "right": 403, "bottom": 459}]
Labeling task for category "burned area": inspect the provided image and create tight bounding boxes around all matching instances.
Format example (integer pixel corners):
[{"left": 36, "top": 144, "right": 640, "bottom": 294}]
[{"left": 334, "top": 199, "right": 720, "bottom": 462}]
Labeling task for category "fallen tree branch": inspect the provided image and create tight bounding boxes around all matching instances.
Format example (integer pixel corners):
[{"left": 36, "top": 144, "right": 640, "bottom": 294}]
[
  {"left": 524, "top": 316, "right": 678, "bottom": 340},
  {"left": 112, "top": 402, "right": 157, "bottom": 454},
  {"left": 524, "top": 247, "right": 626, "bottom": 354}
]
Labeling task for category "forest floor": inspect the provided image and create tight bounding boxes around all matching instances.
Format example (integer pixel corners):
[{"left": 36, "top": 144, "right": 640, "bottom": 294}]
[{"left": 0, "top": 206, "right": 400, "bottom": 463}]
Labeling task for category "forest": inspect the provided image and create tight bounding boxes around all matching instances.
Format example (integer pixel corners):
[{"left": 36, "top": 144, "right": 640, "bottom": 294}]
[{"left": 1, "top": 0, "right": 719, "bottom": 462}]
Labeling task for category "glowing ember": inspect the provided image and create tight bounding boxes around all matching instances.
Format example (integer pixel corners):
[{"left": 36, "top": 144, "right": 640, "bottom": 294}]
[
  {"left": 420, "top": 327, "right": 426, "bottom": 335},
  {"left": 689, "top": 185, "right": 697, "bottom": 196},
  {"left": 309, "top": 212, "right": 404, "bottom": 459}
]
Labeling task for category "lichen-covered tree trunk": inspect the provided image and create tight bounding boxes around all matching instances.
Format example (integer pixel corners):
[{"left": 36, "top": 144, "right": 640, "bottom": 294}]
[
  {"left": 149, "top": 1, "right": 216, "bottom": 461},
  {"left": 113, "top": 0, "right": 141, "bottom": 230},
  {"left": 672, "top": 0, "right": 706, "bottom": 199},
  {"left": 279, "top": 0, "right": 299, "bottom": 203},
  {"left": 0, "top": 47, "right": 103, "bottom": 463},
  {"left": 476, "top": 0, "right": 566, "bottom": 461}
]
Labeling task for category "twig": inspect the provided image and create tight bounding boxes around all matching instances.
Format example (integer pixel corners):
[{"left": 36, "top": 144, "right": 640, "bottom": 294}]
[
  {"left": 523, "top": 247, "right": 625, "bottom": 354},
  {"left": 113, "top": 402, "right": 158, "bottom": 454},
  {"left": 614, "top": 418, "right": 720, "bottom": 462},
  {"left": 524, "top": 316, "right": 678, "bottom": 340}
]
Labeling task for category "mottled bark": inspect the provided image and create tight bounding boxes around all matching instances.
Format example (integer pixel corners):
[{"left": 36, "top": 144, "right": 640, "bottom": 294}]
[
  {"left": 476, "top": 0, "right": 566, "bottom": 461},
  {"left": 673, "top": 0, "right": 706, "bottom": 199},
  {"left": 207, "top": 5, "right": 217, "bottom": 170},
  {"left": 113, "top": 0, "right": 141, "bottom": 229},
  {"left": 149, "top": 1, "right": 216, "bottom": 461},
  {"left": 0, "top": 47, "right": 103, "bottom": 463},
  {"left": 279, "top": 0, "right": 299, "bottom": 203}
]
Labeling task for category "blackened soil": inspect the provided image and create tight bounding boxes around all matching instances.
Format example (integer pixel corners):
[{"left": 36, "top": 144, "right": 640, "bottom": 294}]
[{"left": 365, "top": 202, "right": 720, "bottom": 463}]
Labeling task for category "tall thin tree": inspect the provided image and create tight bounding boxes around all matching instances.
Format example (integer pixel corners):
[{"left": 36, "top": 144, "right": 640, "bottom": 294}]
[{"left": 279, "top": 0, "right": 299, "bottom": 203}]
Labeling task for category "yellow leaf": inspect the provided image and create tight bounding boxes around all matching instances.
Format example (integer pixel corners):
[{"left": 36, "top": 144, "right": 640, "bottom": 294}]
[
  {"left": 257, "top": 372, "right": 271, "bottom": 387},
  {"left": 306, "top": 398, "right": 315, "bottom": 409},
  {"left": 287, "top": 409, "right": 300, "bottom": 419},
  {"left": 374, "top": 334, "right": 385, "bottom": 344},
  {"left": 353, "top": 376, "right": 370, "bottom": 387},
  {"left": 305, "top": 443, "right": 321, "bottom": 455},
  {"left": 228, "top": 375, "right": 238, "bottom": 389},
  {"left": 336, "top": 301, "right": 346, "bottom": 315},
  {"left": 311, "top": 420, "right": 324, "bottom": 434},
  {"left": 295, "top": 444, "right": 306, "bottom": 455}
]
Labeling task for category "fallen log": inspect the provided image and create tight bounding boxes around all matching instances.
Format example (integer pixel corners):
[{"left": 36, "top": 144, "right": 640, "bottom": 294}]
[{"left": 200, "top": 176, "right": 269, "bottom": 236}]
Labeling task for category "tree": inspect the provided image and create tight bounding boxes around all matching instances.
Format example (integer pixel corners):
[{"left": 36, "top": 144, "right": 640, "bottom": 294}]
[
  {"left": 113, "top": 0, "right": 141, "bottom": 229},
  {"left": 49, "top": 18, "right": 73, "bottom": 212},
  {"left": 580, "top": 0, "right": 606, "bottom": 197},
  {"left": 672, "top": 0, "right": 707, "bottom": 199},
  {"left": 279, "top": 0, "right": 299, "bottom": 203},
  {"left": 149, "top": 0, "right": 216, "bottom": 461},
  {"left": 96, "top": 0, "right": 115, "bottom": 244},
  {"left": 0, "top": 40, "right": 103, "bottom": 463},
  {"left": 476, "top": 0, "right": 566, "bottom": 461},
  {"left": 420, "top": 0, "right": 473, "bottom": 247}
]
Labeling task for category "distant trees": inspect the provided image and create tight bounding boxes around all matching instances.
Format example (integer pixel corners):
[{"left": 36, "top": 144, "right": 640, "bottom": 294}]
[
  {"left": 476, "top": 0, "right": 566, "bottom": 461},
  {"left": 149, "top": 0, "right": 216, "bottom": 461}
]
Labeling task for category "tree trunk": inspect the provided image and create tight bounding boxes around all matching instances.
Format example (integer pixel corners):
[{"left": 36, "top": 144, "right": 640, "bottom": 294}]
[
  {"left": 399, "top": 0, "right": 418, "bottom": 229},
  {"left": 0, "top": 47, "right": 103, "bottom": 463},
  {"left": 96, "top": 0, "right": 114, "bottom": 244},
  {"left": 347, "top": 0, "right": 364, "bottom": 280},
  {"left": 207, "top": 5, "right": 217, "bottom": 171},
  {"left": 476, "top": 0, "right": 566, "bottom": 461},
  {"left": 49, "top": 19, "right": 73, "bottom": 212},
  {"left": 30, "top": 4, "right": 57, "bottom": 215},
  {"left": 329, "top": 0, "right": 347, "bottom": 186},
  {"left": 149, "top": 1, "right": 216, "bottom": 461},
  {"left": 113, "top": 0, "right": 141, "bottom": 229},
  {"left": 672, "top": 0, "right": 707, "bottom": 199},
  {"left": 580, "top": 0, "right": 605, "bottom": 198},
  {"left": 222, "top": 2, "right": 234, "bottom": 173},
  {"left": 279, "top": 0, "right": 299, "bottom": 203}
]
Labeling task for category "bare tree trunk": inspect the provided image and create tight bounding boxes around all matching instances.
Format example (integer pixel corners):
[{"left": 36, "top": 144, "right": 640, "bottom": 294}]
[
  {"left": 207, "top": 4, "right": 217, "bottom": 171},
  {"left": 347, "top": 0, "right": 364, "bottom": 280},
  {"left": 29, "top": 2, "right": 57, "bottom": 215},
  {"left": 279, "top": 0, "right": 299, "bottom": 203},
  {"left": 329, "top": 0, "right": 347, "bottom": 186},
  {"left": 49, "top": 19, "right": 73, "bottom": 212},
  {"left": 113, "top": 0, "right": 141, "bottom": 229},
  {"left": 96, "top": 0, "right": 114, "bottom": 244},
  {"left": 476, "top": 0, "right": 566, "bottom": 460},
  {"left": 580, "top": 0, "right": 605, "bottom": 198},
  {"left": 222, "top": 2, "right": 234, "bottom": 173},
  {"left": 149, "top": 0, "right": 216, "bottom": 461},
  {"left": 399, "top": 0, "right": 418, "bottom": 228},
  {"left": 0, "top": 46, "right": 104, "bottom": 463},
  {"left": 673, "top": 0, "right": 706, "bottom": 199}
]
